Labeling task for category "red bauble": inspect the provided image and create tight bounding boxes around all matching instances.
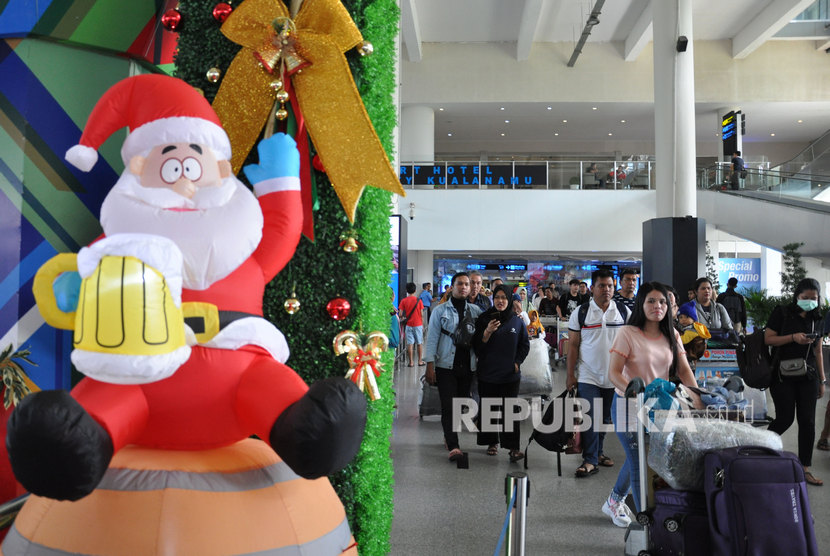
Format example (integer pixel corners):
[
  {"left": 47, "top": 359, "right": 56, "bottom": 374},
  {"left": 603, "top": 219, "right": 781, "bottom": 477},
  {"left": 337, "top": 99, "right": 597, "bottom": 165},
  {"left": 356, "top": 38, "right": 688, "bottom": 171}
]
[
  {"left": 161, "top": 8, "right": 182, "bottom": 31},
  {"left": 212, "top": 2, "right": 233, "bottom": 23},
  {"left": 326, "top": 298, "right": 351, "bottom": 321}
]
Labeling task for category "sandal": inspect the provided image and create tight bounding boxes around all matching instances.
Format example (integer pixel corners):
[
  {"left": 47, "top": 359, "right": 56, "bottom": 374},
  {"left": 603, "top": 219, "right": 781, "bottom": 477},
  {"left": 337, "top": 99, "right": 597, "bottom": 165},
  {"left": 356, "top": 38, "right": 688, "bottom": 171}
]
[
  {"left": 508, "top": 450, "right": 525, "bottom": 463},
  {"left": 487, "top": 445, "right": 498, "bottom": 456},
  {"left": 598, "top": 454, "right": 615, "bottom": 467},
  {"left": 575, "top": 463, "right": 599, "bottom": 478},
  {"left": 817, "top": 438, "right": 830, "bottom": 451},
  {"left": 805, "top": 470, "right": 823, "bottom": 486},
  {"left": 448, "top": 448, "right": 463, "bottom": 462}
]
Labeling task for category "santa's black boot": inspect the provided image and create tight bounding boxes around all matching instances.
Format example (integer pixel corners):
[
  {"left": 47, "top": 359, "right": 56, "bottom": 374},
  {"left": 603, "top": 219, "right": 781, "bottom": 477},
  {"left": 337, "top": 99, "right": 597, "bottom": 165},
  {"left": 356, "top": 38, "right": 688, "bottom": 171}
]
[
  {"left": 269, "top": 378, "right": 367, "bottom": 479},
  {"left": 7, "top": 390, "right": 113, "bottom": 501}
]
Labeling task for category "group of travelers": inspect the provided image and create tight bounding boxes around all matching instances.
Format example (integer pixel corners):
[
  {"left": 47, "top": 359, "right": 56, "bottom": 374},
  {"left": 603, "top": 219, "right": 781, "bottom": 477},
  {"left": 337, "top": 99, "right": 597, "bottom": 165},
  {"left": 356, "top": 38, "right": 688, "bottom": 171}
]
[{"left": 412, "top": 266, "right": 829, "bottom": 528}]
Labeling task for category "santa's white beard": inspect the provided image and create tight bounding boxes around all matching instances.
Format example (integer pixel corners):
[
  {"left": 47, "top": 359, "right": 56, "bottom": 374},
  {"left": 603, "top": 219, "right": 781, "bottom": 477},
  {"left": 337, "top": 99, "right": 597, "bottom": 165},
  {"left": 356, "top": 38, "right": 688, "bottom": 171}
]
[{"left": 100, "top": 172, "right": 263, "bottom": 290}]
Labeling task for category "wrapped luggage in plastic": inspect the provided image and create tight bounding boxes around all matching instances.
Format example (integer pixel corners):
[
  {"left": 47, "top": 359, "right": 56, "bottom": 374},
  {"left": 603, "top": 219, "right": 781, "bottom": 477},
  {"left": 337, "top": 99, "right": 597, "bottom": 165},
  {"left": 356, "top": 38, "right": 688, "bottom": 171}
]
[
  {"left": 647, "top": 412, "right": 782, "bottom": 491},
  {"left": 518, "top": 338, "right": 553, "bottom": 398}
]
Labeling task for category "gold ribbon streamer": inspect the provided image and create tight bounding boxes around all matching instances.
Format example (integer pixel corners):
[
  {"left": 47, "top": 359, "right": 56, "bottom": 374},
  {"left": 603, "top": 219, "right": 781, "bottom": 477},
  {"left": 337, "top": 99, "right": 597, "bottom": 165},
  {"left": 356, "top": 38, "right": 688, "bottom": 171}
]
[
  {"left": 213, "top": 0, "right": 405, "bottom": 222},
  {"left": 333, "top": 330, "right": 388, "bottom": 401}
]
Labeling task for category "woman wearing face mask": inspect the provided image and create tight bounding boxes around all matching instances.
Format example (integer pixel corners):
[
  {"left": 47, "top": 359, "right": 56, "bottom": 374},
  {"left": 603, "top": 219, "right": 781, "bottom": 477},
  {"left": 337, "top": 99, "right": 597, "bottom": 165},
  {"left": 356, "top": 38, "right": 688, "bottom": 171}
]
[{"left": 765, "top": 277, "right": 826, "bottom": 486}]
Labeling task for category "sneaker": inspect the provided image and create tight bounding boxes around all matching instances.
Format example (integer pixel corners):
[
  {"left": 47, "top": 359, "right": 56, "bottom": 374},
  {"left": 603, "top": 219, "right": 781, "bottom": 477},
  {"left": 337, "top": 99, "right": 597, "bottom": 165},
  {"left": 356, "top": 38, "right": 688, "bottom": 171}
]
[{"left": 602, "top": 497, "right": 632, "bottom": 528}]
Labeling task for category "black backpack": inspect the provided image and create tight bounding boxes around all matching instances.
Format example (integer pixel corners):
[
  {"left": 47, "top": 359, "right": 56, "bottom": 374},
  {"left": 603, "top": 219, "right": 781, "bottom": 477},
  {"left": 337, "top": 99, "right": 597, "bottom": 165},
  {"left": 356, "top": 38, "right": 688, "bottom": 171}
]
[
  {"left": 736, "top": 328, "right": 772, "bottom": 389},
  {"left": 523, "top": 389, "right": 579, "bottom": 475}
]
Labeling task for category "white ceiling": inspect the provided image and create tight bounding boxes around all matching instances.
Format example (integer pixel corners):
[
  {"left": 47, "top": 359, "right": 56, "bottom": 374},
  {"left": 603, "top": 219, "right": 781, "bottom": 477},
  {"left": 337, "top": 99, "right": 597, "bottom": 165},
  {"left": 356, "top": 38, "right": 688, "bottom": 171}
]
[{"left": 400, "top": 0, "right": 830, "bottom": 156}]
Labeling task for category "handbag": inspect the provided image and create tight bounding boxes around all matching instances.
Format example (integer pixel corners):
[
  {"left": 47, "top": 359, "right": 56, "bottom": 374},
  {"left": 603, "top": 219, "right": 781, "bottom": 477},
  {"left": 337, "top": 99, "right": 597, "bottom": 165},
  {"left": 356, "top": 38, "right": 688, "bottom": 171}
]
[
  {"left": 779, "top": 357, "right": 808, "bottom": 378},
  {"left": 778, "top": 320, "right": 814, "bottom": 378}
]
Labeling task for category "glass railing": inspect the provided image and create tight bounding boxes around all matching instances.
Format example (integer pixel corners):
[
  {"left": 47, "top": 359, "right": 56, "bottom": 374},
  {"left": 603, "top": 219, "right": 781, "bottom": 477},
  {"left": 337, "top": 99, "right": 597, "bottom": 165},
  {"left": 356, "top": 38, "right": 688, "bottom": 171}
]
[
  {"left": 697, "top": 163, "right": 830, "bottom": 203},
  {"left": 399, "top": 160, "right": 655, "bottom": 190}
]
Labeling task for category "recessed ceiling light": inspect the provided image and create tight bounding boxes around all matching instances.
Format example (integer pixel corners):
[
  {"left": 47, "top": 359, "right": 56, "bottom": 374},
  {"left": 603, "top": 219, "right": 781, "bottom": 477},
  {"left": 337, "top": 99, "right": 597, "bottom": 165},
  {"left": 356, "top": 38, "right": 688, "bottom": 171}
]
[
  {"left": 547, "top": 106, "right": 552, "bottom": 110},
  {"left": 447, "top": 133, "right": 452, "bottom": 137},
  {"left": 620, "top": 119, "right": 626, "bottom": 123},
  {"left": 797, "top": 119, "right": 803, "bottom": 123},
  {"left": 500, "top": 133, "right": 505, "bottom": 136},
  {"left": 554, "top": 133, "right": 559, "bottom": 136},
  {"left": 504, "top": 120, "right": 510, "bottom": 123},
  {"left": 562, "top": 119, "right": 567, "bottom": 123},
  {"left": 770, "top": 133, "right": 775, "bottom": 137},
  {"left": 608, "top": 133, "right": 613, "bottom": 136},
  {"left": 438, "top": 107, "right": 444, "bottom": 111},
  {"left": 500, "top": 107, "right": 505, "bottom": 111},
  {"left": 592, "top": 107, "right": 597, "bottom": 110}
]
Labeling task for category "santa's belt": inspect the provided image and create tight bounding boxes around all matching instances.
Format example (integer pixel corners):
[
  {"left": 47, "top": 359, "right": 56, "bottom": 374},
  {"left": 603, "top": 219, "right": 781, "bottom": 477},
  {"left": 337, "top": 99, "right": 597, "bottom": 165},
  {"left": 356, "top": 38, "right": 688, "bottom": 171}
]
[{"left": 181, "top": 302, "right": 259, "bottom": 344}]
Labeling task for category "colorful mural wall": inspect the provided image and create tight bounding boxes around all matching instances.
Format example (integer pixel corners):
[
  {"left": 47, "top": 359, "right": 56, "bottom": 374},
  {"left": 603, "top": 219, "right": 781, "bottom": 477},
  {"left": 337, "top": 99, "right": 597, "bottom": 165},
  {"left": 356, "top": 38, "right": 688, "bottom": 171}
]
[{"left": 0, "top": 0, "right": 175, "bottom": 390}]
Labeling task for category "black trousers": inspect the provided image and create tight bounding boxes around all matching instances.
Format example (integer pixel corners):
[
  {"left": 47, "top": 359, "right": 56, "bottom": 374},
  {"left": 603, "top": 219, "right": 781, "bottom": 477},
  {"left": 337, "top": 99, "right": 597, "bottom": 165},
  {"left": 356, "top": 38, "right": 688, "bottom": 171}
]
[
  {"left": 769, "top": 374, "right": 819, "bottom": 466},
  {"left": 436, "top": 367, "right": 472, "bottom": 451},
  {"left": 476, "top": 379, "right": 521, "bottom": 451}
]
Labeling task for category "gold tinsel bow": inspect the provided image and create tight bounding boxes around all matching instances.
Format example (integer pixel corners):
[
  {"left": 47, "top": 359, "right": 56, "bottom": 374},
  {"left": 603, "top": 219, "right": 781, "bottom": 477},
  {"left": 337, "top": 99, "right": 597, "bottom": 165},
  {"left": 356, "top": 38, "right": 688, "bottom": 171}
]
[
  {"left": 333, "top": 330, "right": 388, "bottom": 401},
  {"left": 213, "top": 0, "right": 405, "bottom": 222}
]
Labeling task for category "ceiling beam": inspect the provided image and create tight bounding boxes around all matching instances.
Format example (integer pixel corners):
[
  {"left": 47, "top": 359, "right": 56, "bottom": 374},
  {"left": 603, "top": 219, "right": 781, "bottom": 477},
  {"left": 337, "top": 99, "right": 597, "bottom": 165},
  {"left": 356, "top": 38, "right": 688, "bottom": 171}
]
[
  {"left": 400, "top": 0, "right": 422, "bottom": 62},
  {"left": 516, "top": 0, "right": 544, "bottom": 61},
  {"left": 732, "top": 0, "right": 816, "bottom": 59},
  {"left": 623, "top": 1, "right": 653, "bottom": 62}
]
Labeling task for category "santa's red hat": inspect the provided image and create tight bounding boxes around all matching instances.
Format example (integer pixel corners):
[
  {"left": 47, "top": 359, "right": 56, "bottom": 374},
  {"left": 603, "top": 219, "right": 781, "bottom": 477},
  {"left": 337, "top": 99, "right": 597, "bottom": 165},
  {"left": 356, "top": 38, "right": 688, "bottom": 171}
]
[{"left": 66, "top": 74, "right": 231, "bottom": 172}]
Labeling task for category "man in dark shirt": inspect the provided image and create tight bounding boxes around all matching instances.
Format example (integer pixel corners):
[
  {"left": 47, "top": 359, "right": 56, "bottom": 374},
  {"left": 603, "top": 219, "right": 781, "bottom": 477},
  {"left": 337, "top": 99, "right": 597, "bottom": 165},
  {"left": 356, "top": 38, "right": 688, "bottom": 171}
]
[
  {"left": 538, "top": 287, "right": 559, "bottom": 316},
  {"left": 612, "top": 268, "right": 639, "bottom": 312},
  {"left": 730, "top": 150, "right": 745, "bottom": 191},
  {"left": 716, "top": 277, "right": 747, "bottom": 334},
  {"left": 468, "top": 271, "right": 492, "bottom": 312},
  {"left": 557, "top": 279, "right": 582, "bottom": 319}
]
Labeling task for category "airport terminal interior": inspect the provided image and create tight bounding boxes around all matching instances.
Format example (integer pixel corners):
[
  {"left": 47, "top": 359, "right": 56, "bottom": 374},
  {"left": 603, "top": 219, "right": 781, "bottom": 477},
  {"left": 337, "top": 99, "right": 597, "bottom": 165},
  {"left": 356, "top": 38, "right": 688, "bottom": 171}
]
[
  {"left": 3, "top": 0, "right": 830, "bottom": 554},
  {"left": 391, "top": 0, "right": 830, "bottom": 553}
]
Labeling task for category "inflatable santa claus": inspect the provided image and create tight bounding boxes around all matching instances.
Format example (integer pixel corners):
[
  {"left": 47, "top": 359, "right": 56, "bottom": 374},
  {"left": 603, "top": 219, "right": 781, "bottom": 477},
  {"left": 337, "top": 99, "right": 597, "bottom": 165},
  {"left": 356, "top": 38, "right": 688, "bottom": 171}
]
[{"left": 6, "top": 74, "right": 367, "bottom": 502}]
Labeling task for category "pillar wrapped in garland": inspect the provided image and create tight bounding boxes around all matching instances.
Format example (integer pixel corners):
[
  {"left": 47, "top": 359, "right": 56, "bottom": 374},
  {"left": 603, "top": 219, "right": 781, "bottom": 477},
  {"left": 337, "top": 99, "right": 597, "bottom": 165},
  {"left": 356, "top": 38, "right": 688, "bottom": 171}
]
[{"left": 174, "top": 1, "right": 399, "bottom": 554}]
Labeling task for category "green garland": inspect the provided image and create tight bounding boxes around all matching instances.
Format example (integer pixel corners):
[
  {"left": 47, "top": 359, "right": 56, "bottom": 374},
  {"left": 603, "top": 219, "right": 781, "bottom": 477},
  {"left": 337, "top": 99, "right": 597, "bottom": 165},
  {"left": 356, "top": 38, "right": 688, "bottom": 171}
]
[{"left": 173, "top": 1, "right": 398, "bottom": 554}]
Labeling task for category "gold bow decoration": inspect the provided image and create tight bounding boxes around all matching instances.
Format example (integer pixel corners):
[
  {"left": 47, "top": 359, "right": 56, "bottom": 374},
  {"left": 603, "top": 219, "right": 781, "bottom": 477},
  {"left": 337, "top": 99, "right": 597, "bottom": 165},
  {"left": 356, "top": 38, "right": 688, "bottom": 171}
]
[
  {"left": 212, "top": 0, "right": 404, "bottom": 222},
  {"left": 333, "top": 330, "right": 388, "bottom": 401}
]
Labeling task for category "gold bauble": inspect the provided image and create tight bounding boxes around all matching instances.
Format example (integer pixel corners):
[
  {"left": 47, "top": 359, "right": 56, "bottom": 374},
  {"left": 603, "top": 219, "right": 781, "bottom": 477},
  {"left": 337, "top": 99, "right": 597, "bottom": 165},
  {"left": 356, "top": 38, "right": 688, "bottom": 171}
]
[
  {"left": 358, "top": 41, "right": 374, "bottom": 56},
  {"left": 269, "top": 79, "right": 284, "bottom": 91},
  {"left": 275, "top": 90, "right": 290, "bottom": 103},
  {"left": 342, "top": 237, "right": 359, "bottom": 253},
  {"left": 206, "top": 67, "right": 222, "bottom": 83},
  {"left": 284, "top": 294, "right": 301, "bottom": 315},
  {"left": 275, "top": 108, "right": 289, "bottom": 120}
]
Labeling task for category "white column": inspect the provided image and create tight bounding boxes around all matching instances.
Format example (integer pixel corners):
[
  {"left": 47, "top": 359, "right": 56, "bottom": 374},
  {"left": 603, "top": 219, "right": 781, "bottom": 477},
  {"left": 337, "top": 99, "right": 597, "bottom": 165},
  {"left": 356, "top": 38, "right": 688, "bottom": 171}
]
[
  {"left": 760, "top": 246, "right": 782, "bottom": 296},
  {"left": 653, "top": 0, "right": 696, "bottom": 218},
  {"left": 412, "top": 250, "right": 434, "bottom": 291},
  {"left": 401, "top": 105, "right": 435, "bottom": 163}
]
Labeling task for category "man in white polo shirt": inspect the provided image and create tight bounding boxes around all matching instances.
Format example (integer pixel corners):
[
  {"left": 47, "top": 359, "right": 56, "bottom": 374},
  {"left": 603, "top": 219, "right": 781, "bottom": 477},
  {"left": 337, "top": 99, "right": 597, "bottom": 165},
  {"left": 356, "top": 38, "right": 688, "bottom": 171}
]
[{"left": 566, "top": 269, "right": 630, "bottom": 480}]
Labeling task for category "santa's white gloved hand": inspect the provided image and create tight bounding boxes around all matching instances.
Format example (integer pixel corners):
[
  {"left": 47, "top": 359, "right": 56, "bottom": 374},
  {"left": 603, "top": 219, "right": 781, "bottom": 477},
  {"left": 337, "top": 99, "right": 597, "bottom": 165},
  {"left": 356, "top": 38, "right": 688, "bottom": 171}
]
[{"left": 243, "top": 133, "right": 300, "bottom": 184}]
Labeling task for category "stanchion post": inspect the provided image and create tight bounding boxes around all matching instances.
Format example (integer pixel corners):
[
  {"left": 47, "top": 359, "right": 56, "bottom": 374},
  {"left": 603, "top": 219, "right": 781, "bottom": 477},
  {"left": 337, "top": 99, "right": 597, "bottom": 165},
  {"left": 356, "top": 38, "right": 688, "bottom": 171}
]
[{"left": 504, "top": 472, "right": 529, "bottom": 556}]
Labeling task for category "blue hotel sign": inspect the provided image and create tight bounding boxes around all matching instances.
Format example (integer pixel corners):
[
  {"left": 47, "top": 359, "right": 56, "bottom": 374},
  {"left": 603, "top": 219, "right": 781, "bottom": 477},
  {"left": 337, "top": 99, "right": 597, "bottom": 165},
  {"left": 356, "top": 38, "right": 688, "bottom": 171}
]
[{"left": 399, "top": 164, "right": 546, "bottom": 187}]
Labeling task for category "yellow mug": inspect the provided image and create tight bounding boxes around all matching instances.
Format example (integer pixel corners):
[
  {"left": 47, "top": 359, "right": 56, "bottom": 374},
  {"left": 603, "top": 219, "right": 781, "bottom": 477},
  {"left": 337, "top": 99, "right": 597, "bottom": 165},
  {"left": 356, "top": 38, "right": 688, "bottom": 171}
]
[{"left": 33, "top": 253, "right": 187, "bottom": 357}]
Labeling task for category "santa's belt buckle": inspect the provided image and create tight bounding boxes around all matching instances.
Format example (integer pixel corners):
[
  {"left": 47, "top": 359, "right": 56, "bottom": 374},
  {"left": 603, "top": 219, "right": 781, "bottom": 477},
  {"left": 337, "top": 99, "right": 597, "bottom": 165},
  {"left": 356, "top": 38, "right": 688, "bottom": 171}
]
[{"left": 182, "top": 302, "right": 220, "bottom": 344}]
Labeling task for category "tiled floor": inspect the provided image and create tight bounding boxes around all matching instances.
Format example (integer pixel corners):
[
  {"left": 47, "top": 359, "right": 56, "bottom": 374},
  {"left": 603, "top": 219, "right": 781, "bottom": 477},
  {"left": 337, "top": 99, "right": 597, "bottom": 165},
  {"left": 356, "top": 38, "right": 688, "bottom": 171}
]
[{"left": 390, "top": 357, "right": 830, "bottom": 555}]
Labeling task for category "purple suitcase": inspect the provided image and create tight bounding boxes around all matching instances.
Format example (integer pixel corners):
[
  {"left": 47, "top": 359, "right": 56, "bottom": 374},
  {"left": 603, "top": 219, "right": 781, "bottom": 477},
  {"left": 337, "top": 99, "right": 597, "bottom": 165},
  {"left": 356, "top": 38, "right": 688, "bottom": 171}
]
[
  {"left": 704, "top": 446, "right": 818, "bottom": 556},
  {"left": 649, "top": 488, "right": 711, "bottom": 556}
]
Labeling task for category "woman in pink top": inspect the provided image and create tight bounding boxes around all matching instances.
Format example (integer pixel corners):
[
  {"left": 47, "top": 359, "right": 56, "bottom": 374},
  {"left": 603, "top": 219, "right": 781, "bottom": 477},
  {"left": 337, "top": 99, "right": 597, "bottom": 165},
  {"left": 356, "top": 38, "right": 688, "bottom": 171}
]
[{"left": 601, "top": 282, "right": 701, "bottom": 528}]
